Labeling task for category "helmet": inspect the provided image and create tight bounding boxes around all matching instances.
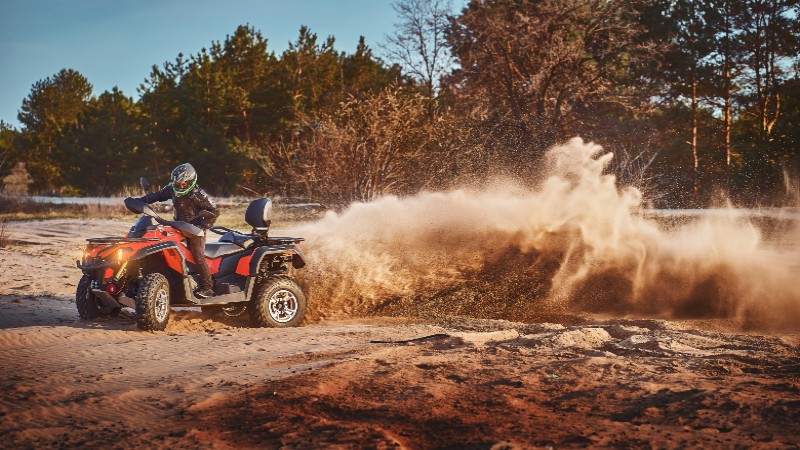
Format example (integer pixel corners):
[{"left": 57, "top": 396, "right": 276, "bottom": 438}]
[{"left": 171, "top": 163, "right": 197, "bottom": 196}]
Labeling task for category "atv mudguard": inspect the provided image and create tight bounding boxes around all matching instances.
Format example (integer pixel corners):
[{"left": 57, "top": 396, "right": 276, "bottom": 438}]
[
  {"left": 248, "top": 245, "right": 306, "bottom": 275},
  {"left": 129, "top": 241, "right": 183, "bottom": 261}
]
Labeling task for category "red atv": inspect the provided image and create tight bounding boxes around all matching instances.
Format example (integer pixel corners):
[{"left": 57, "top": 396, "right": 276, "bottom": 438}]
[{"left": 75, "top": 191, "right": 307, "bottom": 331}]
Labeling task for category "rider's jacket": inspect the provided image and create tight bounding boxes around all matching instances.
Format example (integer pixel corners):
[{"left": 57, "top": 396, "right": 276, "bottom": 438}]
[{"left": 138, "top": 184, "right": 219, "bottom": 230}]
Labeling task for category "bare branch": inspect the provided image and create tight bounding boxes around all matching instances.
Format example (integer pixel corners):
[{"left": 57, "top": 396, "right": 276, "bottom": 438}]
[{"left": 381, "top": 0, "right": 455, "bottom": 97}]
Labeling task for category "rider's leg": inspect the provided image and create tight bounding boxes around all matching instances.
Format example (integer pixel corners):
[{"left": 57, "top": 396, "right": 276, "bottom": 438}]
[{"left": 188, "top": 234, "right": 214, "bottom": 297}]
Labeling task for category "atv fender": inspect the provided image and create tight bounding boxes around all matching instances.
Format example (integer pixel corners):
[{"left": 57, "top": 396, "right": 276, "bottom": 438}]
[
  {"left": 290, "top": 245, "right": 306, "bottom": 269},
  {"left": 247, "top": 245, "right": 306, "bottom": 276},
  {"left": 129, "top": 241, "right": 183, "bottom": 261},
  {"left": 129, "top": 241, "right": 188, "bottom": 274}
]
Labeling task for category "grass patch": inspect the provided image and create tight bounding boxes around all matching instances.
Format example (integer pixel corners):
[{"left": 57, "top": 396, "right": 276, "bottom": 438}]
[
  {"left": 0, "top": 195, "right": 326, "bottom": 232},
  {"left": 0, "top": 196, "right": 129, "bottom": 221},
  {"left": 214, "top": 203, "right": 326, "bottom": 232},
  {"left": 213, "top": 204, "right": 249, "bottom": 230}
]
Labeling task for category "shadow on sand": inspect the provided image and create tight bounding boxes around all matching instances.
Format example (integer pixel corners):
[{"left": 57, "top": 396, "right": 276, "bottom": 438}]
[
  {"left": 0, "top": 294, "right": 255, "bottom": 332},
  {"left": 0, "top": 294, "right": 139, "bottom": 331}
]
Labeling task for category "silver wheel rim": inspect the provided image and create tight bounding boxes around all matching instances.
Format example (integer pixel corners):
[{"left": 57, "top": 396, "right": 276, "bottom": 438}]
[
  {"left": 154, "top": 287, "right": 169, "bottom": 322},
  {"left": 268, "top": 289, "right": 298, "bottom": 323}
]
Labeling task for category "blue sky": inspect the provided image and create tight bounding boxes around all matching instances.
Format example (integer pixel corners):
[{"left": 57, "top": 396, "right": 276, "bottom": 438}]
[{"left": 0, "top": 0, "right": 428, "bottom": 128}]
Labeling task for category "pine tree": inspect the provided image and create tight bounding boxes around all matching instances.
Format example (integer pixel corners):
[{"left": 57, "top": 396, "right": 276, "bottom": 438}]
[
  {"left": 57, "top": 87, "right": 145, "bottom": 195},
  {"left": 17, "top": 69, "right": 92, "bottom": 192}
]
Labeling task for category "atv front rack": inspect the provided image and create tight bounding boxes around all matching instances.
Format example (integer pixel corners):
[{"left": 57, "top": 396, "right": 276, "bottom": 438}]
[{"left": 86, "top": 237, "right": 160, "bottom": 243}]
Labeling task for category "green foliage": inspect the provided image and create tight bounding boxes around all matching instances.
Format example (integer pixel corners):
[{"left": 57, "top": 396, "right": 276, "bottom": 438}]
[
  {"left": 124, "top": 25, "right": 403, "bottom": 196},
  {"left": 8, "top": 25, "right": 410, "bottom": 197},
  {"left": 0, "top": 121, "right": 18, "bottom": 178},
  {"left": 7, "top": 9, "right": 800, "bottom": 206},
  {"left": 732, "top": 77, "right": 800, "bottom": 203},
  {"left": 56, "top": 87, "right": 145, "bottom": 195},
  {"left": 17, "top": 68, "right": 92, "bottom": 192},
  {"left": 280, "top": 26, "right": 343, "bottom": 118},
  {"left": 343, "top": 37, "right": 404, "bottom": 98}
]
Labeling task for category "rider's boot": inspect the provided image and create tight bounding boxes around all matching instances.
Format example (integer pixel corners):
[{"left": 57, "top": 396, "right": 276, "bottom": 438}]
[
  {"left": 194, "top": 274, "right": 215, "bottom": 299},
  {"left": 195, "top": 287, "right": 215, "bottom": 299}
]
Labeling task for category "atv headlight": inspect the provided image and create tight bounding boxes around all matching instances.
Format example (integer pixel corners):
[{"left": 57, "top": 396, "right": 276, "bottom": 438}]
[{"left": 116, "top": 248, "right": 133, "bottom": 262}]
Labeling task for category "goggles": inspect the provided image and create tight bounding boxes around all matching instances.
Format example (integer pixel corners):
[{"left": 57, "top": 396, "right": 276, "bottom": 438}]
[
  {"left": 172, "top": 177, "right": 197, "bottom": 196},
  {"left": 173, "top": 179, "right": 192, "bottom": 190}
]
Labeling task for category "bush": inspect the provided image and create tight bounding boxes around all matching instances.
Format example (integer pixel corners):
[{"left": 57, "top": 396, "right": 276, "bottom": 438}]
[{"left": 0, "top": 219, "right": 8, "bottom": 247}]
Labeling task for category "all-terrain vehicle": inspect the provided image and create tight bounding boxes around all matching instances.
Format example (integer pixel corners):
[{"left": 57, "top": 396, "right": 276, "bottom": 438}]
[{"left": 75, "top": 184, "right": 307, "bottom": 331}]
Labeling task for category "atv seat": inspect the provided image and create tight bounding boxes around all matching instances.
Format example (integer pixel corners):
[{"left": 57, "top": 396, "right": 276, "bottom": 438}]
[
  {"left": 204, "top": 242, "right": 244, "bottom": 259},
  {"left": 218, "top": 231, "right": 255, "bottom": 249}
]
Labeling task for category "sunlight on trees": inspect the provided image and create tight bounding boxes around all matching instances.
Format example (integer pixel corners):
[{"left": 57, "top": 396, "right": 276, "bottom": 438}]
[{"left": 3, "top": 1, "right": 799, "bottom": 207}]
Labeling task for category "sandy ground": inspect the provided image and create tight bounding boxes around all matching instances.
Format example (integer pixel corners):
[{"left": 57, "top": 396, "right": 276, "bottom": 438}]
[{"left": 1, "top": 219, "right": 799, "bottom": 449}]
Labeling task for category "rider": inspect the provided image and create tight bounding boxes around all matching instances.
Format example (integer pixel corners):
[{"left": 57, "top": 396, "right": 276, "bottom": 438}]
[{"left": 137, "top": 163, "right": 219, "bottom": 298}]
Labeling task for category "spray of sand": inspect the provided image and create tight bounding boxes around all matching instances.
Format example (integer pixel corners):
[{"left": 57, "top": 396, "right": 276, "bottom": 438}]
[{"left": 295, "top": 138, "right": 800, "bottom": 328}]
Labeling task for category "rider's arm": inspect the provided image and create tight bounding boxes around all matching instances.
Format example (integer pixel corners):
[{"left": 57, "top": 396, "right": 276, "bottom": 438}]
[
  {"left": 191, "top": 187, "right": 219, "bottom": 229},
  {"left": 138, "top": 185, "right": 171, "bottom": 204}
]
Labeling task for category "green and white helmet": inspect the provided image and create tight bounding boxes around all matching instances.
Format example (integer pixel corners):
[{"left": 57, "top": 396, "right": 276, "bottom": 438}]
[{"left": 171, "top": 163, "right": 197, "bottom": 196}]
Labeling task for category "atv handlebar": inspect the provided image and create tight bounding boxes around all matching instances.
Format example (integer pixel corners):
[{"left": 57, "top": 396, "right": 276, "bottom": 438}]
[
  {"left": 168, "top": 221, "right": 204, "bottom": 238},
  {"left": 124, "top": 197, "right": 162, "bottom": 219},
  {"left": 124, "top": 197, "right": 204, "bottom": 238}
]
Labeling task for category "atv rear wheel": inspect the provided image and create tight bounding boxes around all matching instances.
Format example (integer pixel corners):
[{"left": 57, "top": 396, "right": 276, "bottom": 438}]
[
  {"left": 135, "top": 273, "right": 170, "bottom": 331},
  {"left": 76, "top": 275, "right": 120, "bottom": 319},
  {"left": 249, "top": 276, "right": 306, "bottom": 328}
]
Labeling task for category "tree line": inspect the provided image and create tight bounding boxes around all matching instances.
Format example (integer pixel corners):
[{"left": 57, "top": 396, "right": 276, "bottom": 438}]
[{"left": 1, "top": 0, "right": 798, "bottom": 208}]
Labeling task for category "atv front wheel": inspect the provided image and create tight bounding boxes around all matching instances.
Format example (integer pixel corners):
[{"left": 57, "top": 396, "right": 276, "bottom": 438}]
[
  {"left": 135, "top": 273, "right": 170, "bottom": 331},
  {"left": 249, "top": 276, "right": 306, "bottom": 328},
  {"left": 76, "top": 275, "right": 120, "bottom": 319}
]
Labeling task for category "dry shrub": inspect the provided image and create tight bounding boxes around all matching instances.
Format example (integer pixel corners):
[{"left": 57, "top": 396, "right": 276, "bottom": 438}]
[
  {"left": 258, "top": 88, "right": 456, "bottom": 208},
  {"left": 0, "top": 194, "right": 46, "bottom": 216},
  {"left": 82, "top": 201, "right": 129, "bottom": 218},
  {"left": 0, "top": 218, "right": 8, "bottom": 247},
  {"left": 0, "top": 194, "right": 128, "bottom": 220}
]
